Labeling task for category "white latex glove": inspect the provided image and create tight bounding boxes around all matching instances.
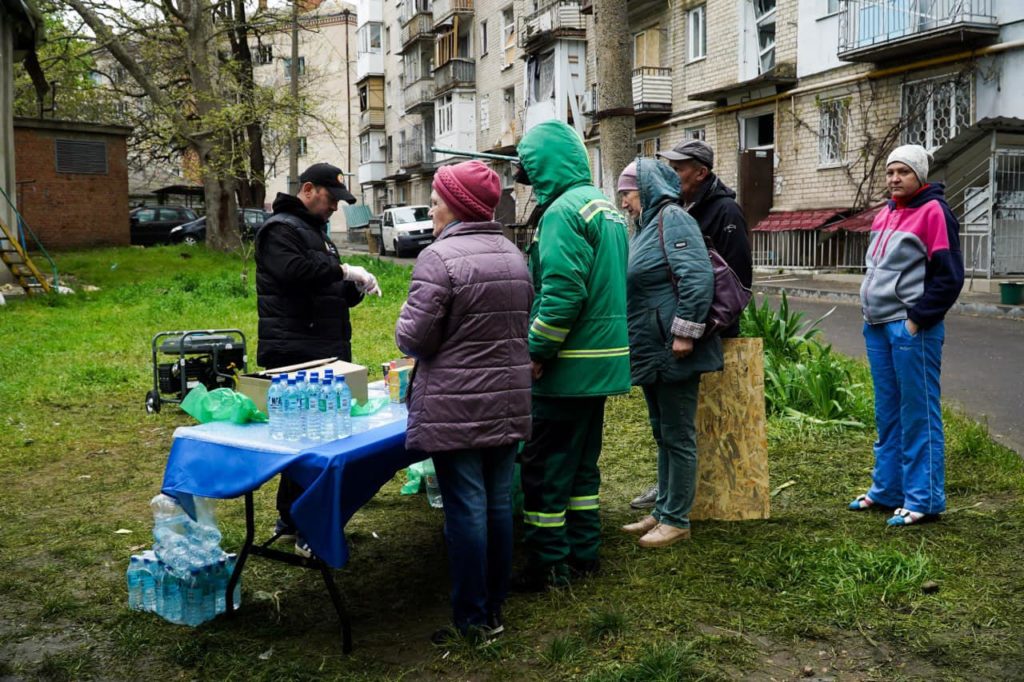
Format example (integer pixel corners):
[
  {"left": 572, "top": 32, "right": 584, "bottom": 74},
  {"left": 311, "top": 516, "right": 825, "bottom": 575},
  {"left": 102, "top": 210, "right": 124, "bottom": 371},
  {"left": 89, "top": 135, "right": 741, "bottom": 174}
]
[{"left": 343, "top": 264, "right": 382, "bottom": 297}]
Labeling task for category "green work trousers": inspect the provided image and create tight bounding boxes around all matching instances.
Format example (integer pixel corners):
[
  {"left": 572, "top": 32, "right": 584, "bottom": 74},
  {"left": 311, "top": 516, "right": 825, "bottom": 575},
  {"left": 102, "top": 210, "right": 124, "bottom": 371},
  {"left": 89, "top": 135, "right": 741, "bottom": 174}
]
[{"left": 520, "top": 396, "right": 607, "bottom": 569}]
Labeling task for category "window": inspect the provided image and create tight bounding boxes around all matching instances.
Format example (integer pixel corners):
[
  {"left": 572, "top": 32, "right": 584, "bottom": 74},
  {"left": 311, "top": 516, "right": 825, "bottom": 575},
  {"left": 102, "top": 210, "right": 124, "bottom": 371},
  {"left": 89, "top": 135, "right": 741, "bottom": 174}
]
[
  {"left": 687, "top": 6, "right": 706, "bottom": 61},
  {"left": 283, "top": 56, "right": 305, "bottom": 80},
  {"left": 636, "top": 137, "right": 661, "bottom": 157},
  {"left": 825, "top": 0, "right": 839, "bottom": 14},
  {"left": 684, "top": 126, "right": 706, "bottom": 141},
  {"left": 527, "top": 51, "right": 555, "bottom": 104},
  {"left": 385, "top": 27, "right": 391, "bottom": 54},
  {"left": 55, "top": 139, "right": 108, "bottom": 174},
  {"left": 437, "top": 94, "right": 454, "bottom": 136},
  {"left": 480, "top": 20, "right": 488, "bottom": 56},
  {"left": 902, "top": 75, "right": 973, "bottom": 151},
  {"left": 359, "top": 84, "right": 369, "bottom": 111},
  {"left": 633, "top": 28, "right": 660, "bottom": 68},
  {"left": 358, "top": 23, "right": 382, "bottom": 55},
  {"left": 297, "top": 136, "right": 307, "bottom": 157},
  {"left": 818, "top": 99, "right": 848, "bottom": 166},
  {"left": 135, "top": 208, "right": 156, "bottom": 223},
  {"left": 749, "top": 0, "right": 770, "bottom": 74},
  {"left": 503, "top": 87, "right": 516, "bottom": 133},
  {"left": 257, "top": 44, "right": 273, "bottom": 65},
  {"left": 387, "top": 135, "right": 393, "bottom": 163},
  {"left": 502, "top": 7, "right": 515, "bottom": 68},
  {"left": 479, "top": 94, "right": 490, "bottom": 131},
  {"left": 742, "top": 113, "right": 774, "bottom": 149},
  {"left": 360, "top": 134, "right": 371, "bottom": 164}
]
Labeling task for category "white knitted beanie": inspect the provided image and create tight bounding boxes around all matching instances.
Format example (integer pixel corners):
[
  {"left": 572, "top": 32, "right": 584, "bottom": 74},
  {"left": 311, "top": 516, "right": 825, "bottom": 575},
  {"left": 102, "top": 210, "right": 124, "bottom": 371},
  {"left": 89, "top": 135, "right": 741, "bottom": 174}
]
[{"left": 886, "top": 144, "right": 933, "bottom": 183}]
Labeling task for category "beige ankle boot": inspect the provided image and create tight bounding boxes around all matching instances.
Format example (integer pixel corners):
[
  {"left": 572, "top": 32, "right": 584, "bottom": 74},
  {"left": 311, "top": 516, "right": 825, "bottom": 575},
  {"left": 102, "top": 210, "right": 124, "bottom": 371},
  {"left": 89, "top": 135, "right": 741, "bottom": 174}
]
[
  {"left": 637, "top": 524, "right": 691, "bottom": 548},
  {"left": 621, "top": 515, "right": 658, "bottom": 536}
]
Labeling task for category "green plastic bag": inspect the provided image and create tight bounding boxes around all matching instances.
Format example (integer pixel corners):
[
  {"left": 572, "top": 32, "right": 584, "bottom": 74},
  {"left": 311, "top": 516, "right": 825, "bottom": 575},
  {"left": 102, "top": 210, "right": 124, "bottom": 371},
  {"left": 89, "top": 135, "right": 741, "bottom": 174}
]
[
  {"left": 400, "top": 460, "right": 427, "bottom": 495},
  {"left": 351, "top": 397, "right": 388, "bottom": 416},
  {"left": 180, "top": 385, "right": 268, "bottom": 424}
]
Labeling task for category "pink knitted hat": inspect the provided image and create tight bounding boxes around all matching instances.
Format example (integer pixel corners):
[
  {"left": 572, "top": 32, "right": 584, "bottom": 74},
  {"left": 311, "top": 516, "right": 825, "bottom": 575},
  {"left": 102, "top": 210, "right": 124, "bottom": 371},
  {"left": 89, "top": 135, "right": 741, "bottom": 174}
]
[
  {"left": 433, "top": 161, "right": 501, "bottom": 222},
  {"left": 617, "top": 161, "right": 639, "bottom": 192}
]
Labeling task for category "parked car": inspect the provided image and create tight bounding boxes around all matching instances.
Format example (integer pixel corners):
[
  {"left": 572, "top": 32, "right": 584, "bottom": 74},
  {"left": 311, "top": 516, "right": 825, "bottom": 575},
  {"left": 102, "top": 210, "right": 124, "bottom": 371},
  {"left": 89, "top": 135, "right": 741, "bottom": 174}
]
[
  {"left": 169, "top": 209, "right": 270, "bottom": 245},
  {"left": 379, "top": 204, "right": 434, "bottom": 257},
  {"left": 130, "top": 205, "right": 199, "bottom": 246}
]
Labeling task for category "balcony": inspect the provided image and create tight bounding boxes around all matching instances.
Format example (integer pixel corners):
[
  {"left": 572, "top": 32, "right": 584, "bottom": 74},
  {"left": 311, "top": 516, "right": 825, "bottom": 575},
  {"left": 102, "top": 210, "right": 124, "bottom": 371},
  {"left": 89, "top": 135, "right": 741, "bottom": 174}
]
[
  {"left": 838, "top": 0, "right": 998, "bottom": 63},
  {"left": 358, "top": 161, "right": 386, "bottom": 185},
  {"left": 518, "top": 0, "right": 585, "bottom": 50},
  {"left": 359, "top": 107, "right": 385, "bottom": 132},
  {"left": 401, "top": 12, "right": 434, "bottom": 51},
  {"left": 402, "top": 77, "right": 435, "bottom": 113},
  {"left": 356, "top": 50, "right": 383, "bottom": 79},
  {"left": 400, "top": 139, "right": 436, "bottom": 172},
  {"left": 432, "top": 0, "right": 473, "bottom": 28},
  {"left": 434, "top": 57, "right": 475, "bottom": 96},
  {"left": 631, "top": 67, "right": 672, "bottom": 119}
]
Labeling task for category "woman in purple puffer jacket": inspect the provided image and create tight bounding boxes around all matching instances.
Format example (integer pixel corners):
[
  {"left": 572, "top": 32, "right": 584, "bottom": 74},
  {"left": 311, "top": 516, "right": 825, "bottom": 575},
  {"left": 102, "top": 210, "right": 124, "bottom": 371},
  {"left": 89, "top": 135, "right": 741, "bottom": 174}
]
[{"left": 395, "top": 160, "right": 533, "bottom": 644}]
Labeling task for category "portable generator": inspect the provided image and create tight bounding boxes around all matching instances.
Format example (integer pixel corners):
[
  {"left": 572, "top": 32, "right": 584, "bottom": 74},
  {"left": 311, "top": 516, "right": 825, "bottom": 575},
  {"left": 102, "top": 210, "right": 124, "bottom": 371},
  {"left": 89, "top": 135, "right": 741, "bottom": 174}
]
[{"left": 146, "top": 329, "right": 247, "bottom": 413}]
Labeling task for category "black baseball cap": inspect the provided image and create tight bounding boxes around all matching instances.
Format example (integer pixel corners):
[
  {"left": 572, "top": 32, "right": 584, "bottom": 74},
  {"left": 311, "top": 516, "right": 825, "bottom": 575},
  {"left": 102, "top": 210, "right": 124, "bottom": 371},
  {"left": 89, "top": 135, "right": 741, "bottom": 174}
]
[
  {"left": 299, "top": 162, "right": 357, "bottom": 204},
  {"left": 656, "top": 140, "right": 714, "bottom": 169}
]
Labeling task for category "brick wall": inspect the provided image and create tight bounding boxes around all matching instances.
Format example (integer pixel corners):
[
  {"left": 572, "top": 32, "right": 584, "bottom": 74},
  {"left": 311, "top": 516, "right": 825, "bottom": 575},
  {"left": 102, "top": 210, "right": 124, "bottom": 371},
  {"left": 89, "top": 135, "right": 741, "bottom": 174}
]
[{"left": 13, "top": 119, "right": 130, "bottom": 250}]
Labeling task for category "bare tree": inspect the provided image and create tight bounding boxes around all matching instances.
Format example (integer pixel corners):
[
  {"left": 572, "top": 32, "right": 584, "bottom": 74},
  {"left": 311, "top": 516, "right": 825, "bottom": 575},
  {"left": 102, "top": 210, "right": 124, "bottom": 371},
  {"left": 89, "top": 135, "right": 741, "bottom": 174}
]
[{"left": 591, "top": 0, "right": 635, "bottom": 201}]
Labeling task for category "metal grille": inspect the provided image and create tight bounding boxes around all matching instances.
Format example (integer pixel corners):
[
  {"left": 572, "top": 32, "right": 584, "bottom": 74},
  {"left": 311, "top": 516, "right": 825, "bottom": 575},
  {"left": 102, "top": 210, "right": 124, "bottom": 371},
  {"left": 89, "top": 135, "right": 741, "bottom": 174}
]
[
  {"left": 902, "top": 75, "right": 972, "bottom": 151},
  {"left": 55, "top": 139, "right": 108, "bottom": 175},
  {"left": 752, "top": 229, "right": 869, "bottom": 271},
  {"left": 818, "top": 100, "right": 847, "bottom": 166},
  {"left": 994, "top": 149, "right": 1024, "bottom": 274}
]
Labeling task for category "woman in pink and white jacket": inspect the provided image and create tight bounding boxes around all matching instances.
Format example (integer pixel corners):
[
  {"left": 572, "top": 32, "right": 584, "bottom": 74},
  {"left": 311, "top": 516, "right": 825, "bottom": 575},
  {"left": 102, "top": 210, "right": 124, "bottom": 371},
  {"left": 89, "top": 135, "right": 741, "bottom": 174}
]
[{"left": 850, "top": 144, "right": 964, "bottom": 526}]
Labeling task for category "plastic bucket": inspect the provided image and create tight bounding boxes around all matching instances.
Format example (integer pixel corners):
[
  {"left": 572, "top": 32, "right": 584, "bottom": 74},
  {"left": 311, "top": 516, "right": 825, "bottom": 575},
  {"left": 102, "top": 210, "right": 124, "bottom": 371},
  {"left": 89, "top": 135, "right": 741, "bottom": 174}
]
[{"left": 999, "top": 282, "right": 1023, "bottom": 305}]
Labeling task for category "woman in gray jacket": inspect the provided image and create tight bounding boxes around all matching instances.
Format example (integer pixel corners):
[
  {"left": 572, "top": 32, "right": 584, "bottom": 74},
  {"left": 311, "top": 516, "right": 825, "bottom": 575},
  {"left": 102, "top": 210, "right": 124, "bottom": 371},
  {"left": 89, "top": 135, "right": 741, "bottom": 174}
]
[
  {"left": 617, "top": 159, "right": 723, "bottom": 548},
  {"left": 395, "top": 160, "right": 533, "bottom": 643}
]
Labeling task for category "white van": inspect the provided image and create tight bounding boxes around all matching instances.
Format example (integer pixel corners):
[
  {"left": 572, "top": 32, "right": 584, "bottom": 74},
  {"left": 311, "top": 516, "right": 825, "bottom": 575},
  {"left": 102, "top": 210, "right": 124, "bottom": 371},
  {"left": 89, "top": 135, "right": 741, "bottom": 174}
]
[{"left": 379, "top": 205, "right": 434, "bottom": 257}]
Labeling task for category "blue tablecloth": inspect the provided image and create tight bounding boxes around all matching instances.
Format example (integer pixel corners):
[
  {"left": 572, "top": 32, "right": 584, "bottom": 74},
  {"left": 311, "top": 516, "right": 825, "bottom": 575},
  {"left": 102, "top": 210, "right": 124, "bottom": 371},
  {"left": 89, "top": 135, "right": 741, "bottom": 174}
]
[{"left": 161, "top": 383, "right": 421, "bottom": 568}]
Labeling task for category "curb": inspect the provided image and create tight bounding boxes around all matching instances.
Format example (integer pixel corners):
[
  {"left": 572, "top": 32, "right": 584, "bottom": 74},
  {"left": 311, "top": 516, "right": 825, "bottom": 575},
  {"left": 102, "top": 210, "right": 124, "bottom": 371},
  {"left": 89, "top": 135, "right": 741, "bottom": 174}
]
[{"left": 754, "top": 284, "right": 1024, "bottom": 321}]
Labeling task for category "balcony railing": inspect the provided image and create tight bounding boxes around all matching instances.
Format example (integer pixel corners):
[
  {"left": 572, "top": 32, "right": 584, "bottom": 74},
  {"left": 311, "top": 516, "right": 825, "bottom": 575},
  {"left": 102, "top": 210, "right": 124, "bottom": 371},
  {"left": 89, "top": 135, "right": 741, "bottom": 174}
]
[
  {"left": 399, "top": 139, "right": 436, "bottom": 169},
  {"left": 359, "top": 108, "right": 385, "bottom": 131},
  {"left": 838, "top": 0, "right": 998, "bottom": 62},
  {"left": 402, "top": 77, "right": 435, "bottom": 113},
  {"left": 434, "top": 57, "right": 475, "bottom": 95},
  {"left": 519, "top": 0, "right": 585, "bottom": 49},
  {"left": 631, "top": 67, "right": 672, "bottom": 116},
  {"left": 401, "top": 13, "right": 434, "bottom": 50},
  {"left": 433, "top": 0, "right": 473, "bottom": 26}
]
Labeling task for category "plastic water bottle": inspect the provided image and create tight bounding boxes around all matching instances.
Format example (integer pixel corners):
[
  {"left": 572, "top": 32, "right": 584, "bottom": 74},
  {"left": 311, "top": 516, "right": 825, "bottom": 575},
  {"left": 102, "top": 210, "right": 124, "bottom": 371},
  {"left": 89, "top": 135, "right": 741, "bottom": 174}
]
[
  {"left": 295, "top": 371, "right": 308, "bottom": 436},
  {"left": 200, "top": 565, "right": 217, "bottom": 623},
  {"left": 141, "top": 557, "right": 158, "bottom": 611},
  {"left": 337, "top": 376, "right": 352, "bottom": 438},
  {"left": 319, "top": 377, "right": 337, "bottom": 440},
  {"left": 127, "top": 556, "right": 143, "bottom": 610},
  {"left": 267, "top": 375, "right": 285, "bottom": 440},
  {"left": 161, "top": 564, "right": 183, "bottom": 624},
  {"left": 184, "top": 567, "right": 204, "bottom": 626},
  {"left": 284, "top": 377, "right": 302, "bottom": 441},
  {"left": 423, "top": 458, "right": 443, "bottom": 509},
  {"left": 215, "top": 556, "right": 229, "bottom": 614},
  {"left": 306, "top": 374, "right": 322, "bottom": 441}
]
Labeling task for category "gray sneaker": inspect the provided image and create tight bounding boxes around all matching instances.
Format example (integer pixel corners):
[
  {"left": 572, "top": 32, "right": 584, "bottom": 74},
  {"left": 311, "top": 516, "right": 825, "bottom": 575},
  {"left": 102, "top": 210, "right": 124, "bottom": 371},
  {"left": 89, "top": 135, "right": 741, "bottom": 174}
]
[{"left": 630, "top": 484, "right": 658, "bottom": 509}]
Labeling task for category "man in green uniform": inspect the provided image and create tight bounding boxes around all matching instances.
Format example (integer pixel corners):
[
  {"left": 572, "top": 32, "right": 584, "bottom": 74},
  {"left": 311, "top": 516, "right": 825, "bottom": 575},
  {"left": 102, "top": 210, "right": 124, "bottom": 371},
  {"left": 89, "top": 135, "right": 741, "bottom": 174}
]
[{"left": 514, "top": 120, "right": 632, "bottom": 589}]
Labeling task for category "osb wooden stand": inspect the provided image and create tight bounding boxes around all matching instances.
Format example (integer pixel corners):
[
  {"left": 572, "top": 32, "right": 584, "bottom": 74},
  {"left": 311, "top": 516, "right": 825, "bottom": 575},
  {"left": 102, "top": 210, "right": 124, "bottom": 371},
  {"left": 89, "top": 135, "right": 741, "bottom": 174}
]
[{"left": 691, "top": 337, "right": 770, "bottom": 521}]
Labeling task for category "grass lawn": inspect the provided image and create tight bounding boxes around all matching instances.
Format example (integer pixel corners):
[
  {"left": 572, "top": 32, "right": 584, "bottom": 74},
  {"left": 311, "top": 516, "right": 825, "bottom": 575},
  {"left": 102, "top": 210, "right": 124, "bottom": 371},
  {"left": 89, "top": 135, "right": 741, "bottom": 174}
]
[{"left": 1, "top": 246, "right": 1022, "bottom": 681}]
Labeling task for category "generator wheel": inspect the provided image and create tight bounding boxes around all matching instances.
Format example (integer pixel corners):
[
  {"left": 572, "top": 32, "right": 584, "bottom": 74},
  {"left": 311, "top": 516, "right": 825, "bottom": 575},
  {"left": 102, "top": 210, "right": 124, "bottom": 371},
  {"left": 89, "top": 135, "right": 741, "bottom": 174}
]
[{"left": 145, "top": 390, "right": 161, "bottom": 414}]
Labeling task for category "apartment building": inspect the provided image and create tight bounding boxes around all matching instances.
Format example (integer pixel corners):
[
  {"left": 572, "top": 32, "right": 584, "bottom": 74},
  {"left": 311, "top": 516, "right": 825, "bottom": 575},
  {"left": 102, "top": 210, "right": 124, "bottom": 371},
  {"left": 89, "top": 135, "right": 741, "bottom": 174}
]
[
  {"left": 254, "top": 0, "right": 360, "bottom": 230},
  {"left": 578, "top": 0, "right": 1024, "bottom": 279}
]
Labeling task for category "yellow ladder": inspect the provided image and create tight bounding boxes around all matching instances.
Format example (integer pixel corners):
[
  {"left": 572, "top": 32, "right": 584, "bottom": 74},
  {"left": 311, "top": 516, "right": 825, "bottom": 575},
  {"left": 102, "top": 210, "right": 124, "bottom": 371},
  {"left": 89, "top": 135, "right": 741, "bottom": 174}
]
[{"left": 0, "top": 215, "right": 52, "bottom": 295}]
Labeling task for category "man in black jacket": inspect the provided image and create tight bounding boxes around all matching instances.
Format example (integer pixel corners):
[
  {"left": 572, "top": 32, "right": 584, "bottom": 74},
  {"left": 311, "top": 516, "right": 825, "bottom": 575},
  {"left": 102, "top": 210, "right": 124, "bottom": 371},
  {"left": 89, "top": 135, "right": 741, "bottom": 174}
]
[
  {"left": 628, "top": 140, "right": 754, "bottom": 510},
  {"left": 255, "top": 162, "right": 382, "bottom": 550}
]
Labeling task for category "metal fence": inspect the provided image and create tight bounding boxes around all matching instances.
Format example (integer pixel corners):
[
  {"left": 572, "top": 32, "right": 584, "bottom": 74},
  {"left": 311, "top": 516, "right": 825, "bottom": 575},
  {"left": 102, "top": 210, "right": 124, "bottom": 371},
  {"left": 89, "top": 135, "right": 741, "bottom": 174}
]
[
  {"left": 838, "top": 0, "right": 996, "bottom": 53},
  {"left": 752, "top": 229, "right": 870, "bottom": 272}
]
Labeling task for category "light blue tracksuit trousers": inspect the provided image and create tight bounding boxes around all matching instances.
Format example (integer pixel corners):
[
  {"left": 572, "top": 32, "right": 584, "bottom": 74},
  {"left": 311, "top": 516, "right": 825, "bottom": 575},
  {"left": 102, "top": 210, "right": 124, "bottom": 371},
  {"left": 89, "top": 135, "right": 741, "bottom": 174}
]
[{"left": 863, "top": 319, "right": 946, "bottom": 515}]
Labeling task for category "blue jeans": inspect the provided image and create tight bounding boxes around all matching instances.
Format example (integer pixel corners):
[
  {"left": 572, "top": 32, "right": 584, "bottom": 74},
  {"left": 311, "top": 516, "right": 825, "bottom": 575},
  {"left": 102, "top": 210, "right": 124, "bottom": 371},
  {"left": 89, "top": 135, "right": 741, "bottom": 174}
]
[
  {"left": 642, "top": 377, "right": 701, "bottom": 530},
  {"left": 864, "top": 319, "right": 946, "bottom": 515},
  {"left": 432, "top": 445, "right": 516, "bottom": 631}
]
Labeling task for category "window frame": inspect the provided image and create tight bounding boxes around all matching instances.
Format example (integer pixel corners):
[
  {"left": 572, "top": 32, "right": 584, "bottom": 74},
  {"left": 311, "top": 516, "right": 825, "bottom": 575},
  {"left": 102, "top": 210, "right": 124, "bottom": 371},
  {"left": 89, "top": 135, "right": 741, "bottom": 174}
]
[
  {"left": 817, "top": 98, "right": 848, "bottom": 167},
  {"left": 687, "top": 5, "right": 706, "bottom": 62}
]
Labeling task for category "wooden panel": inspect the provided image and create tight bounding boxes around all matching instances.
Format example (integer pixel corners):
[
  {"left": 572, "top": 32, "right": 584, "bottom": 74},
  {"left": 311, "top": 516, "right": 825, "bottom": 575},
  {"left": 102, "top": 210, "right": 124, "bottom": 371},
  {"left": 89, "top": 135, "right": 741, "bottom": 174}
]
[{"left": 691, "top": 337, "right": 770, "bottom": 521}]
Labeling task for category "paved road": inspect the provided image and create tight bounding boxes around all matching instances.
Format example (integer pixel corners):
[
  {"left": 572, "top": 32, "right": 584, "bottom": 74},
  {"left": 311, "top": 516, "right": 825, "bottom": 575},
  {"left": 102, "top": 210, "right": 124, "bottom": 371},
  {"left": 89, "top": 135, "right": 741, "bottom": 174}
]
[{"left": 761, "top": 294, "right": 1024, "bottom": 456}]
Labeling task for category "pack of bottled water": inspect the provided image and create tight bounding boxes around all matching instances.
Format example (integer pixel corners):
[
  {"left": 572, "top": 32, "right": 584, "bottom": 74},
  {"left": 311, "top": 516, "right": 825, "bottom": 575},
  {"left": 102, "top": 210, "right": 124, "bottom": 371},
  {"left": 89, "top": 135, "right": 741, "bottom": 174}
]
[
  {"left": 126, "top": 493, "right": 240, "bottom": 626},
  {"left": 266, "top": 370, "right": 352, "bottom": 442}
]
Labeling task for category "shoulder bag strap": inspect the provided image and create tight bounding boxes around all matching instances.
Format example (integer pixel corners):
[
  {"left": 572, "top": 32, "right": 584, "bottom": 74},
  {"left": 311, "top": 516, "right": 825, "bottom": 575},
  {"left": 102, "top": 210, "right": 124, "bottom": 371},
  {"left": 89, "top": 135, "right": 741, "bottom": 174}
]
[{"left": 655, "top": 207, "right": 679, "bottom": 298}]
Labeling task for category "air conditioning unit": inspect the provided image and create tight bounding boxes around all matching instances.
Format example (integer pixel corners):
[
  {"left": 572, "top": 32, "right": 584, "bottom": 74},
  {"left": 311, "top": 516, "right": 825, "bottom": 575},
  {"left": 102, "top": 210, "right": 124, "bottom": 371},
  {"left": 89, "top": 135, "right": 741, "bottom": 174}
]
[{"left": 580, "top": 90, "right": 595, "bottom": 116}]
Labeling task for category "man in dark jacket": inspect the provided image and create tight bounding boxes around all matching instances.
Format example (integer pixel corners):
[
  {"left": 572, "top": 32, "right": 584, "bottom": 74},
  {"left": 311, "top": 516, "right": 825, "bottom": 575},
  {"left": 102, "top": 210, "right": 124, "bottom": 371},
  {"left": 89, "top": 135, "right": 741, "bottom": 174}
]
[
  {"left": 627, "top": 140, "right": 755, "bottom": 510},
  {"left": 255, "top": 162, "right": 382, "bottom": 550}
]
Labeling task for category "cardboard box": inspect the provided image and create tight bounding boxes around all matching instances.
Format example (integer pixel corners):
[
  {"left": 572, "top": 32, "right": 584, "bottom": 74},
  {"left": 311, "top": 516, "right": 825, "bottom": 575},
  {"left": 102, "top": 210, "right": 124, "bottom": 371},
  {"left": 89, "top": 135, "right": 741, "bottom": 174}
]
[{"left": 237, "top": 357, "right": 368, "bottom": 413}]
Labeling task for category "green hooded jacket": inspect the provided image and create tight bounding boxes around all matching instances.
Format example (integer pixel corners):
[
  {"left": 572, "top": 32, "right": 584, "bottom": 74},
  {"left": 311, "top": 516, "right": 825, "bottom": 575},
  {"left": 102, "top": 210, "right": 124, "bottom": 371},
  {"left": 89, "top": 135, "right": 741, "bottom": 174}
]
[
  {"left": 517, "top": 120, "right": 631, "bottom": 398},
  {"left": 627, "top": 158, "right": 723, "bottom": 385}
]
